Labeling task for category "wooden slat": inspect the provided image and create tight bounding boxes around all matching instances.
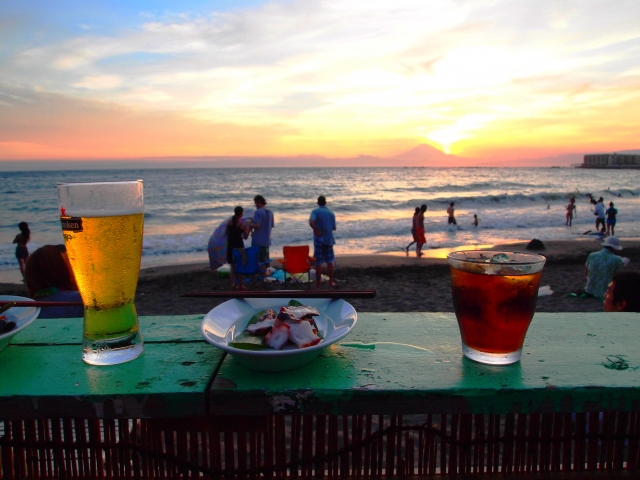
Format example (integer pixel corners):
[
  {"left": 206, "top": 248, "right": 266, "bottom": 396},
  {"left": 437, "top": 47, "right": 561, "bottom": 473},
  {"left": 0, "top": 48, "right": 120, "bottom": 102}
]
[{"left": 182, "top": 290, "right": 376, "bottom": 299}]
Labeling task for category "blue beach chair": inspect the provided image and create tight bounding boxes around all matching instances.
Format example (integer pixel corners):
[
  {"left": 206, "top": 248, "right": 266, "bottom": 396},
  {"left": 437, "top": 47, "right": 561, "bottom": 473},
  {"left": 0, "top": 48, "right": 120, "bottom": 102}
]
[{"left": 232, "top": 246, "right": 266, "bottom": 289}]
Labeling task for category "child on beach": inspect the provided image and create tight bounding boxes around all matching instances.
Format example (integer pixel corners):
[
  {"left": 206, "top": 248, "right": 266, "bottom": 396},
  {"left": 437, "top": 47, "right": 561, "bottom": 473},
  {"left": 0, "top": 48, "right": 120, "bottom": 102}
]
[
  {"left": 565, "top": 197, "right": 576, "bottom": 226},
  {"left": 13, "top": 221, "right": 30, "bottom": 280}
]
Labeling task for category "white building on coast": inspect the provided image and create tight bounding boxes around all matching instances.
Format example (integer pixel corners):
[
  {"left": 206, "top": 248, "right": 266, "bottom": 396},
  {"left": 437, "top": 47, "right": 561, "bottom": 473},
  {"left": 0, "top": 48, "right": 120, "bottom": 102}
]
[{"left": 582, "top": 152, "right": 640, "bottom": 168}]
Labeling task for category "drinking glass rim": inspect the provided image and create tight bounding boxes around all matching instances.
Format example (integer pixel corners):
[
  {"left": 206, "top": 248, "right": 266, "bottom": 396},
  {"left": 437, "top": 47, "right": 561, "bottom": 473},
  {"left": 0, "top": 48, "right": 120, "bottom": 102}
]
[{"left": 447, "top": 250, "right": 546, "bottom": 265}]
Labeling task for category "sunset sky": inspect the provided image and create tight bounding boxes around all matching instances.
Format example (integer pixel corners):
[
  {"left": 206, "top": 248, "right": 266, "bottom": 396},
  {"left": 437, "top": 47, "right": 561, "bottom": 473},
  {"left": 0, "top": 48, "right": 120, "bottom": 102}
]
[{"left": 1, "top": 0, "right": 639, "bottom": 166}]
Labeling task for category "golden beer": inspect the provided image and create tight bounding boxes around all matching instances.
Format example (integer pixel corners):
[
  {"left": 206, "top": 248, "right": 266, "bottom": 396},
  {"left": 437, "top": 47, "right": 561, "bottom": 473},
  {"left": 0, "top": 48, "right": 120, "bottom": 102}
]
[{"left": 58, "top": 181, "right": 144, "bottom": 365}]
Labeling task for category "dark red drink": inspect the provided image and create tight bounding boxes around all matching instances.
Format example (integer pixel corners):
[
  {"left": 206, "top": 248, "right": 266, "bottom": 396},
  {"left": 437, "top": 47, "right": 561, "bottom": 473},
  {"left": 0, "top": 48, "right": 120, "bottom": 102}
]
[{"left": 448, "top": 251, "right": 545, "bottom": 364}]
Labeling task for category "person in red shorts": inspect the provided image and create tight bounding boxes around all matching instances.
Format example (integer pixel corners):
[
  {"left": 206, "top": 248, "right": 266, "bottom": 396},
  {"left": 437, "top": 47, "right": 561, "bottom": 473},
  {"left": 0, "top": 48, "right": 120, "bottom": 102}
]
[{"left": 416, "top": 204, "right": 427, "bottom": 257}]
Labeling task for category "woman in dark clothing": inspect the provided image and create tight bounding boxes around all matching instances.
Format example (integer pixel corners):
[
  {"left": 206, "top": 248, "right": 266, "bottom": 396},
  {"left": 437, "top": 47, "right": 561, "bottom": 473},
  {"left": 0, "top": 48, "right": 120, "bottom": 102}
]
[
  {"left": 226, "top": 206, "right": 250, "bottom": 289},
  {"left": 13, "top": 221, "right": 30, "bottom": 280}
]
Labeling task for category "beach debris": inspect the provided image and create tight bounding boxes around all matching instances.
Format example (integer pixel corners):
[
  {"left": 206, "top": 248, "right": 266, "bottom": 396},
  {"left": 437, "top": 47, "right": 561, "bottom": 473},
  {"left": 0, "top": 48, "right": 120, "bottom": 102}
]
[{"left": 526, "top": 239, "right": 545, "bottom": 250}]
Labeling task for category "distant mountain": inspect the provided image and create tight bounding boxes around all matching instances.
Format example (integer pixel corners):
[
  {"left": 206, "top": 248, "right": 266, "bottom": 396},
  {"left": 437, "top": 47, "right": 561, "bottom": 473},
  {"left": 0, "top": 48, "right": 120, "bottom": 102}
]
[
  {"left": 389, "top": 144, "right": 467, "bottom": 166},
  {"left": 6, "top": 145, "right": 634, "bottom": 171}
]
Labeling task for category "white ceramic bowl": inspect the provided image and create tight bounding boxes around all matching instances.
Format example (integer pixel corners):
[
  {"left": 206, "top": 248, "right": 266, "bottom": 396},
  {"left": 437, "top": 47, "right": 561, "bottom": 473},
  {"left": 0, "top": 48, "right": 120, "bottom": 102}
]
[
  {"left": 0, "top": 295, "right": 41, "bottom": 353},
  {"left": 201, "top": 297, "right": 357, "bottom": 372}
]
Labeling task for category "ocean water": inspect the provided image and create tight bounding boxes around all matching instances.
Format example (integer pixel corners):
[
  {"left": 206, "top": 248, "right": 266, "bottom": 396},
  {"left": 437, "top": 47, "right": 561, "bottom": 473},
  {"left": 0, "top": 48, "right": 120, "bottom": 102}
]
[{"left": 2, "top": 167, "right": 640, "bottom": 279}]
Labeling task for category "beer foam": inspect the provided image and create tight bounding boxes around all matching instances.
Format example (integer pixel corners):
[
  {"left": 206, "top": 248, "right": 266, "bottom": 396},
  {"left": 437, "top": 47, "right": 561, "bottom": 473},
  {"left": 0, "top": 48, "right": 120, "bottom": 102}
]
[{"left": 63, "top": 207, "right": 143, "bottom": 218}]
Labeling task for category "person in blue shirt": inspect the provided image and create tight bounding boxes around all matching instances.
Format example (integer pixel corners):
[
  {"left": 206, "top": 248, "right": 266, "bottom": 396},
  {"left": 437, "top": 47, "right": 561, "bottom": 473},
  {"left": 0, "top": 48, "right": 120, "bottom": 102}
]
[
  {"left": 309, "top": 196, "right": 337, "bottom": 288},
  {"left": 250, "top": 195, "right": 274, "bottom": 263}
]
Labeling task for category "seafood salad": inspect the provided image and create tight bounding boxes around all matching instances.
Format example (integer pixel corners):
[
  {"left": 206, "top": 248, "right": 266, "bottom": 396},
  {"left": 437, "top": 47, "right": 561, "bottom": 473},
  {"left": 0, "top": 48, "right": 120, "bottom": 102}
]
[{"left": 231, "top": 300, "right": 324, "bottom": 351}]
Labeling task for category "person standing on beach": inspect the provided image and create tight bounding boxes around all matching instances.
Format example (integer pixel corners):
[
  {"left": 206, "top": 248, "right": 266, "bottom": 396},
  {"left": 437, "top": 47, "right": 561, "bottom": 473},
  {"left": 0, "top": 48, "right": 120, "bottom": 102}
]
[
  {"left": 473, "top": 214, "right": 479, "bottom": 227},
  {"left": 226, "top": 206, "right": 251, "bottom": 289},
  {"left": 416, "top": 204, "right": 427, "bottom": 257},
  {"left": 309, "top": 196, "right": 336, "bottom": 288},
  {"left": 594, "top": 197, "right": 605, "bottom": 232},
  {"left": 565, "top": 197, "right": 576, "bottom": 226},
  {"left": 584, "top": 236, "right": 625, "bottom": 300},
  {"left": 406, "top": 207, "right": 420, "bottom": 253},
  {"left": 250, "top": 195, "right": 274, "bottom": 263},
  {"left": 13, "top": 221, "right": 30, "bottom": 280},
  {"left": 447, "top": 202, "right": 457, "bottom": 225},
  {"left": 606, "top": 201, "right": 618, "bottom": 236}
]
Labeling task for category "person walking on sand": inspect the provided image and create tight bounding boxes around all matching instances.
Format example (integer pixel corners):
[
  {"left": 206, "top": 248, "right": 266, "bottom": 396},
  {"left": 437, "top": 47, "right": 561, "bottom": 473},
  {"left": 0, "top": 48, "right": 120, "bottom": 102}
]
[
  {"left": 416, "top": 204, "right": 427, "bottom": 257},
  {"left": 606, "top": 201, "right": 618, "bottom": 236},
  {"left": 309, "top": 196, "right": 337, "bottom": 288},
  {"left": 447, "top": 202, "right": 457, "bottom": 225},
  {"left": 250, "top": 195, "right": 274, "bottom": 264},
  {"left": 405, "top": 207, "right": 420, "bottom": 253},
  {"left": 566, "top": 197, "right": 576, "bottom": 226},
  {"left": 13, "top": 221, "right": 30, "bottom": 280}
]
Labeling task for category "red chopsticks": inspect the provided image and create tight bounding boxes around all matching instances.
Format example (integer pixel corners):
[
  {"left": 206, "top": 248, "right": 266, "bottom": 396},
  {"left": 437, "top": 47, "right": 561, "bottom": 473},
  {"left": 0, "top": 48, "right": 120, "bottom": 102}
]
[{"left": 181, "top": 290, "right": 376, "bottom": 299}]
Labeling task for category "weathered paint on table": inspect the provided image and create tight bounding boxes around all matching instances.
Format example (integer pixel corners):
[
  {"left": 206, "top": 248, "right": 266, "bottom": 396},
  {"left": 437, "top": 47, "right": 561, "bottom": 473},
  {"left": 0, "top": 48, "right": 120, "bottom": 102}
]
[
  {"left": 209, "top": 312, "right": 640, "bottom": 415},
  {"left": 0, "top": 315, "right": 223, "bottom": 420}
]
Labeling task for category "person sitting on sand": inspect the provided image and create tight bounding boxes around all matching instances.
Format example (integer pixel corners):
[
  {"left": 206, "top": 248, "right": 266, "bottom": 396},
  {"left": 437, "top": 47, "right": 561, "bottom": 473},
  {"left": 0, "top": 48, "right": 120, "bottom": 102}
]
[
  {"left": 604, "top": 272, "right": 640, "bottom": 312},
  {"left": 406, "top": 207, "right": 420, "bottom": 253},
  {"left": 447, "top": 202, "right": 457, "bottom": 225},
  {"left": 584, "top": 237, "right": 625, "bottom": 300},
  {"left": 565, "top": 197, "right": 576, "bottom": 226},
  {"left": 13, "top": 221, "right": 30, "bottom": 280},
  {"left": 606, "top": 201, "right": 617, "bottom": 236},
  {"left": 24, "top": 245, "right": 84, "bottom": 319},
  {"left": 226, "top": 206, "right": 251, "bottom": 289}
]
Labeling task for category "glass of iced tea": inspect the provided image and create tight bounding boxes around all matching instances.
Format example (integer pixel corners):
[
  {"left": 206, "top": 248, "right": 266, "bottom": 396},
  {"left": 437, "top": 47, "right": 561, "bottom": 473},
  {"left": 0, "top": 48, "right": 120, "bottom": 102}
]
[
  {"left": 447, "top": 251, "right": 546, "bottom": 365},
  {"left": 58, "top": 181, "right": 144, "bottom": 365}
]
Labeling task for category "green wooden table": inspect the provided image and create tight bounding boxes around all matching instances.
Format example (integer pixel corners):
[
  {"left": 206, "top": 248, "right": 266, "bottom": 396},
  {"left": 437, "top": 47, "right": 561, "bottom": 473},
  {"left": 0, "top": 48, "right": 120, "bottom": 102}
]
[
  {"left": 0, "top": 315, "right": 223, "bottom": 420},
  {"left": 211, "top": 312, "right": 640, "bottom": 416},
  {"left": 1, "top": 312, "right": 639, "bottom": 478}
]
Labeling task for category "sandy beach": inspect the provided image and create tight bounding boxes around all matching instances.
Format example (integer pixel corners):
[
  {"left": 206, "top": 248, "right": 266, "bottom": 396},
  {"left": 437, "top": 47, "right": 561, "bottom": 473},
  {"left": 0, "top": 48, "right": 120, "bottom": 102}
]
[{"left": 2, "top": 238, "right": 638, "bottom": 315}]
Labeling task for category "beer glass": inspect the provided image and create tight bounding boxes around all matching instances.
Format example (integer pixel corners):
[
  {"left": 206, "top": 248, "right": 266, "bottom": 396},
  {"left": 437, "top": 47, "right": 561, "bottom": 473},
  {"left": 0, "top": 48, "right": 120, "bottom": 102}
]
[
  {"left": 447, "top": 251, "right": 546, "bottom": 365},
  {"left": 58, "top": 181, "right": 144, "bottom": 365}
]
